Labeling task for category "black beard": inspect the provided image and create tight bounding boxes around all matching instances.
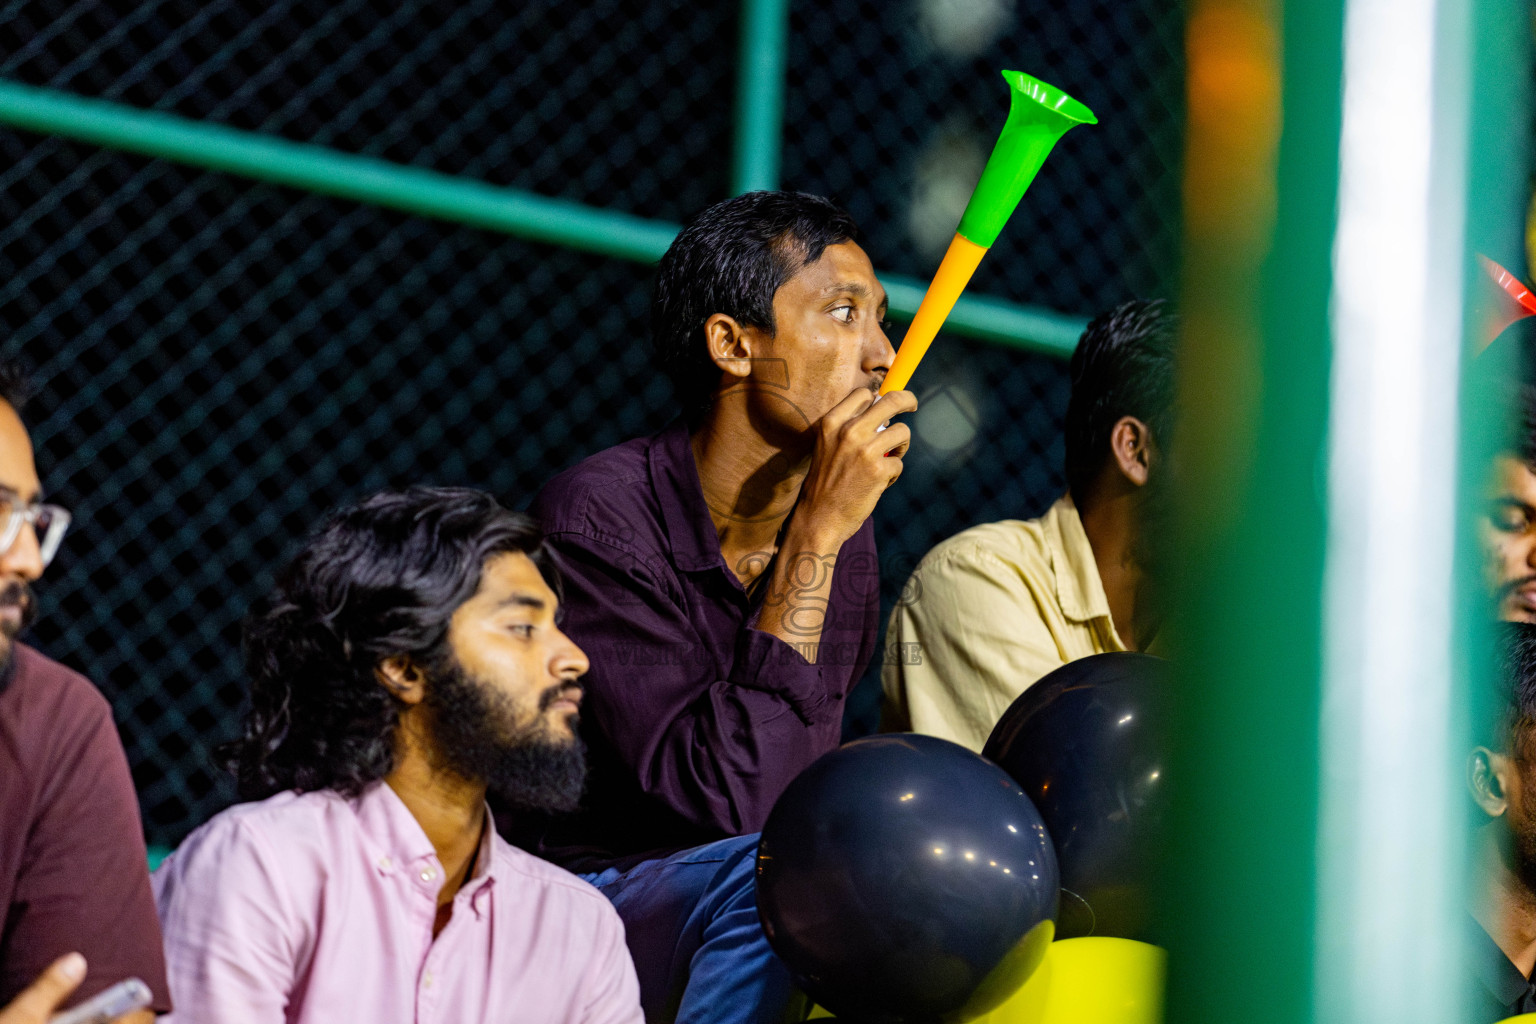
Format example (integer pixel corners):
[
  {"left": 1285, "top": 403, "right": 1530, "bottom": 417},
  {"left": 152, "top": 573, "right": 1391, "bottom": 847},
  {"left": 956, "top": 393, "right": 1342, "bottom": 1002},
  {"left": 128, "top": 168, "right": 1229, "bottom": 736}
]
[
  {"left": 422, "top": 656, "right": 587, "bottom": 814},
  {"left": 1507, "top": 767, "right": 1536, "bottom": 896},
  {"left": 1126, "top": 470, "right": 1173, "bottom": 649},
  {"left": 0, "top": 581, "right": 37, "bottom": 694},
  {"left": 1513, "top": 833, "right": 1536, "bottom": 897},
  {"left": 1131, "top": 467, "right": 1172, "bottom": 578}
]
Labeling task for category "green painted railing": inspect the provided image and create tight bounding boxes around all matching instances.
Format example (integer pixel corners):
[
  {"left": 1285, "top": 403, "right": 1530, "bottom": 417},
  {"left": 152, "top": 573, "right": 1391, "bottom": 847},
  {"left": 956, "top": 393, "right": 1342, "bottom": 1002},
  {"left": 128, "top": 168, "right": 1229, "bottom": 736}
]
[
  {"left": 0, "top": 79, "right": 678, "bottom": 265},
  {"left": 733, "top": 0, "right": 791, "bottom": 194},
  {"left": 0, "top": 77, "right": 1086, "bottom": 359}
]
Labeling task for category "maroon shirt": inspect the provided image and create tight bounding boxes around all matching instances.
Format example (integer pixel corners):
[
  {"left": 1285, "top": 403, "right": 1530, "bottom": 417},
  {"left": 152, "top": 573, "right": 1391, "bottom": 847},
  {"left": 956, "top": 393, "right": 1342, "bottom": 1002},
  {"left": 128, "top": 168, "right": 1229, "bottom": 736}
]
[
  {"left": 510, "top": 419, "right": 881, "bottom": 870},
  {"left": 0, "top": 643, "right": 170, "bottom": 1012}
]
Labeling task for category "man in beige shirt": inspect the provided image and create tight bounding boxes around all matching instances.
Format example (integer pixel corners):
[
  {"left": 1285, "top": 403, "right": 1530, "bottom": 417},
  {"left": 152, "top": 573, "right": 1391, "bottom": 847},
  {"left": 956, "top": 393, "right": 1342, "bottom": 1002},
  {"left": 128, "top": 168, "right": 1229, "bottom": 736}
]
[{"left": 883, "top": 300, "right": 1175, "bottom": 751}]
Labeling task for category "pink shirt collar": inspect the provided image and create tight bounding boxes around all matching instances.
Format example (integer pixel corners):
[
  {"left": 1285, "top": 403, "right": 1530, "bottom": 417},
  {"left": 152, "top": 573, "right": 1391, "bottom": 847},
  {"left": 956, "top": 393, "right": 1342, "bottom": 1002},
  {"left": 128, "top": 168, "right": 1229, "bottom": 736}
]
[{"left": 355, "top": 781, "right": 498, "bottom": 913}]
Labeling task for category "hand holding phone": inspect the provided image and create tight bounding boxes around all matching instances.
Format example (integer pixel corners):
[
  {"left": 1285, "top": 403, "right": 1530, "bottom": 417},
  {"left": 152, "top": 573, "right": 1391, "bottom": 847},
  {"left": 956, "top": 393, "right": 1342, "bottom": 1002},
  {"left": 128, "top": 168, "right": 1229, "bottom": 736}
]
[
  {"left": 47, "top": 979, "right": 151, "bottom": 1024},
  {"left": 0, "top": 954, "right": 86, "bottom": 1024}
]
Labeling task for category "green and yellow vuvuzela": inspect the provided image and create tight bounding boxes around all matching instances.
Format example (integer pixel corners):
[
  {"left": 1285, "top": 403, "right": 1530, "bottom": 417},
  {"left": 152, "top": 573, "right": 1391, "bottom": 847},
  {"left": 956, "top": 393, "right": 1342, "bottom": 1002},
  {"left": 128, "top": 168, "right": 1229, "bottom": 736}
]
[{"left": 880, "top": 70, "right": 1096, "bottom": 395}]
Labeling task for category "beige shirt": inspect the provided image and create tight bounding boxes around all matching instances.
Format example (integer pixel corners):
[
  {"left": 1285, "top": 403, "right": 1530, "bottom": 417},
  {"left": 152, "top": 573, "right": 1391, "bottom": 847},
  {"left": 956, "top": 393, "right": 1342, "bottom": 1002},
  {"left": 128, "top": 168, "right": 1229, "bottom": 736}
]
[{"left": 882, "top": 495, "right": 1127, "bottom": 752}]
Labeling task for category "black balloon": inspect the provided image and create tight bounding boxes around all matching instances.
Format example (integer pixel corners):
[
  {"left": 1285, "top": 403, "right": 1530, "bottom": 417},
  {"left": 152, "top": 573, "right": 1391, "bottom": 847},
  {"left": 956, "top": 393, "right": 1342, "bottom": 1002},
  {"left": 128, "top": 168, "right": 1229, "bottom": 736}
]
[
  {"left": 982, "top": 652, "right": 1170, "bottom": 941},
  {"left": 756, "top": 734, "right": 1058, "bottom": 1024}
]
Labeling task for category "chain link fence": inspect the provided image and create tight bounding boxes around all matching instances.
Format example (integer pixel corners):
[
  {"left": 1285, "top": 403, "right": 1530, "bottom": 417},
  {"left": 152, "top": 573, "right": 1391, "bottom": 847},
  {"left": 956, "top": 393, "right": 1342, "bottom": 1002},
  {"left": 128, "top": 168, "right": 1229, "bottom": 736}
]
[{"left": 0, "top": 0, "right": 1182, "bottom": 847}]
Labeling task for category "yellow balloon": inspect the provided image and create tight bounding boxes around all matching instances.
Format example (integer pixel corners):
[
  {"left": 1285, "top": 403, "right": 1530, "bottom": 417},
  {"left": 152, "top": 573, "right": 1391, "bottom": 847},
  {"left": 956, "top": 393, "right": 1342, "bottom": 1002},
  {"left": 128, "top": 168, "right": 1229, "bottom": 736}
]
[
  {"left": 1495, "top": 1016, "right": 1536, "bottom": 1023},
  {"left": 969, "top": 945, "right": 1054, "bottom": 1024},
  {"left": 973, "top": 937, "right": 1166, "bottom": 1024}
]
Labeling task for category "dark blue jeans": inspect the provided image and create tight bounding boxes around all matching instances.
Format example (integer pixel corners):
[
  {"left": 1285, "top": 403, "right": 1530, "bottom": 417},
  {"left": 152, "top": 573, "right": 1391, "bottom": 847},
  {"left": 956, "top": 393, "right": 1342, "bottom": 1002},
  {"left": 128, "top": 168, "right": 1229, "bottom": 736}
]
[{"left": 580, "top": 834, "right": 800, "bottom": 1024}]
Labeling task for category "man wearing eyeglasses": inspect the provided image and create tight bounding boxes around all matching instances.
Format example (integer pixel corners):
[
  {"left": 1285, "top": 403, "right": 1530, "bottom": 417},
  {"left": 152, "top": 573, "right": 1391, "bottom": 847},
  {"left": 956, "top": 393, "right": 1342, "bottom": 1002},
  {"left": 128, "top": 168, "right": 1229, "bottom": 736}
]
[{"left": 0, "top": 364, "right": 171, "bottom": 1020}]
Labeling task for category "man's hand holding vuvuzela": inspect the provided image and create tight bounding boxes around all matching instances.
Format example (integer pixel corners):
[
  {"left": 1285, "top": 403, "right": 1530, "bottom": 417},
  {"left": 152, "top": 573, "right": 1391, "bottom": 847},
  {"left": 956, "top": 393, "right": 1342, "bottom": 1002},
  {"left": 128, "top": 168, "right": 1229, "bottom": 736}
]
[
  {"left": 758, "top": 386, "right": 917, "bottom": 659},
  {"left": 794, "top": 387, "right": 918, "bottom": 542}
]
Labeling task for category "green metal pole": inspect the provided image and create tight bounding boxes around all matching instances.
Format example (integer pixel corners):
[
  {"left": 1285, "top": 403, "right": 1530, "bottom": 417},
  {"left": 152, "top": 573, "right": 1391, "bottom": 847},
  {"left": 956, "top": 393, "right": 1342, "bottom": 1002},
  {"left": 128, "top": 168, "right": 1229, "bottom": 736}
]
[
  {"left": 1164, "top": 0, "right": 1338, "bottom": 1020},
  {"left": 1311, "top": 0, "right": 1529, "bottom": 1020},
  {"left": 880, "top": 277, "right": 1085, "bottom": 356},
  {"left": 1170, "top": 0, "right": 1529, "bottom": 1021},
  {"left": 733, "top": 0, "right": 791, "bottom": 194},
  {"left": 1311, "top": 0, "right": 1481, "bottom": 1015}
]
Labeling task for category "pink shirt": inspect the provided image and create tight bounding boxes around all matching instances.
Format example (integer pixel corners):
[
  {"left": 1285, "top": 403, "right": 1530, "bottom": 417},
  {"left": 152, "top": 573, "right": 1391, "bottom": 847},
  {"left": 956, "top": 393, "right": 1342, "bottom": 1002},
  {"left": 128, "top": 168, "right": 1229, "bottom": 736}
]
[{"left": 153, "top": 782, "right": 642, "bottom": 1024}]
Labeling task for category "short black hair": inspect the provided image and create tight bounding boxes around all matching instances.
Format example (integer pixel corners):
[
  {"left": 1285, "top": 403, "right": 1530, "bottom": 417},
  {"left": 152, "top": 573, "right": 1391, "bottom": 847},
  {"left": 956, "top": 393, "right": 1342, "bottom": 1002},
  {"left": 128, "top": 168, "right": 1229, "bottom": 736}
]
[
  {"left": 1492, "top": 622, "right": 1536, "bottom": 758},
  {"left": 1063, "top": 299, "right": 1177, "bottom": 498},
  {"left": 0, "top": 361, "right": 32, "bottom": 413},
  {"left": 226, "top": 486, "right": 561, "bottom": 800},
  {"left": 1501, "top": 380, "right": 1536, "bottom": 472},
  {"left": 652, "top": 191, "right": 861, "bottom": 423}
]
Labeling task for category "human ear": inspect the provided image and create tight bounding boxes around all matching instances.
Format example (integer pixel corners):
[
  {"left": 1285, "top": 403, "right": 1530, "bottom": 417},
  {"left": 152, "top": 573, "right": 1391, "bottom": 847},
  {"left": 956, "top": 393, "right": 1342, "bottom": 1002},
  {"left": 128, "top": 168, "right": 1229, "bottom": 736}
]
[
  {"left": 1110, "top": 415, "right": 1152, "bottom": 488},
  {"left": 375, "top": 654, "right": 426, "bottom": 705},
  {"left": 1470, "top": 746, "right": 1511, "bottom": 817},
  {"left": 703, "top": 314, "right": 756, "bottom": 382}
]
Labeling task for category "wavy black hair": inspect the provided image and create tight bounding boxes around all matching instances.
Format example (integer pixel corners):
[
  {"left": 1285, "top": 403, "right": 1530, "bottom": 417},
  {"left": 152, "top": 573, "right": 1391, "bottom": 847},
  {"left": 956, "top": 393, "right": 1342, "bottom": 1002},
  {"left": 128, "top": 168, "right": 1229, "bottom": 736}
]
[
  {"left": 652, "top": 190, "right": 860, "bottom": 424},
  {"left": 1501, "top": 380, "right": 1536, "bottom": 473},
  {"left": 226, "top": 486, "right": 560, "bottom": 800},
  {"left": 1063, "top": 299, "right": 1177, "bottom": 500},
  {"left": 1491, "top": 622, "right": 1536, "bottom": 758}
]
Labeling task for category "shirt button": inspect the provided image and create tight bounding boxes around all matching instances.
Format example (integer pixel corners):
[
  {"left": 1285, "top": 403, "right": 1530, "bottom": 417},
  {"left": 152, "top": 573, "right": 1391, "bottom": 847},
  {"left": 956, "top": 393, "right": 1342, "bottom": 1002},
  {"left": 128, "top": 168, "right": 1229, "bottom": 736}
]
[
  {"left": 420, "top": 868, "right": 436, "bottom": 882},
  {"left": 378, "top": 857, "right": 393, "bottom": 870},
  {"left": 423, "top": 972, "right": 434, "bottom": 989}
]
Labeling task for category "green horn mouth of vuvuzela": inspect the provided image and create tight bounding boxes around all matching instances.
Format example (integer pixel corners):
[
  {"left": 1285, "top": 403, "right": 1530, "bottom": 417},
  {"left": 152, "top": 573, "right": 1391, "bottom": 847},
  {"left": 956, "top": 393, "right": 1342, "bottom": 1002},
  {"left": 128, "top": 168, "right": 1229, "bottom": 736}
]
[{"left": 956, "top": 70, "right": 1097, "bottom": 248}]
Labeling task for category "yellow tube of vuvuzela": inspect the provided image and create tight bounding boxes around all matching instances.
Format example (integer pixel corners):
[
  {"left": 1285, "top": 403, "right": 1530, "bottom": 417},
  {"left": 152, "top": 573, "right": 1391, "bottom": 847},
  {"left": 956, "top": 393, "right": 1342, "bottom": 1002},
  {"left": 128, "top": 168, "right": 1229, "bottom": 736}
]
[{"left": 881, "top": 234, "right": 988, "bottom": 393}]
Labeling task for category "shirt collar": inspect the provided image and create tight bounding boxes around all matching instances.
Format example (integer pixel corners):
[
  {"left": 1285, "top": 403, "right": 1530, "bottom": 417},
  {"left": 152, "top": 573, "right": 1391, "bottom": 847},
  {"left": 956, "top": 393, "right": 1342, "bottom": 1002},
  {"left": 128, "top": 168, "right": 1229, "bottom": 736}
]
[
  {"left": 353, "top": 781, "right": 501, "bottom": 894},
  {"left": 648, "top": 417, "right": 726, "bottom": 573},
  {"left": 354, "top": 781, "right": 438, "bottom": 869},
  {"left": 464, "top": 812, "right": 498, "bottom": 914},
  {"left": 1469, "top": 914, "right": 1536, "bottom": 1011},
  {"left": 1041, "top": 495, "right": 1114, "bottom": 626}
]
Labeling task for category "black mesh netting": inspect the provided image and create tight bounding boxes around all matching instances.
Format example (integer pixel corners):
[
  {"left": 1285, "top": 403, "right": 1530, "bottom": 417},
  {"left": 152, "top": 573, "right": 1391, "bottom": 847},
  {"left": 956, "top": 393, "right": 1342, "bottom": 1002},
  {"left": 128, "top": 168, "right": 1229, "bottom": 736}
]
[{"left": 0, "top": 0, "right": 1182, "bottom": 846}]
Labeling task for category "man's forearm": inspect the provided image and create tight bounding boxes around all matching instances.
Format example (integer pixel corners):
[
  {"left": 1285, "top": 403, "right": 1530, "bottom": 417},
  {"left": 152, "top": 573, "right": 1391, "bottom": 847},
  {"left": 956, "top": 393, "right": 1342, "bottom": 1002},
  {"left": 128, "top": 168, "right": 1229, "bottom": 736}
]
[{"left": 756, "top": 523, "right": 844, "bottom": 663}]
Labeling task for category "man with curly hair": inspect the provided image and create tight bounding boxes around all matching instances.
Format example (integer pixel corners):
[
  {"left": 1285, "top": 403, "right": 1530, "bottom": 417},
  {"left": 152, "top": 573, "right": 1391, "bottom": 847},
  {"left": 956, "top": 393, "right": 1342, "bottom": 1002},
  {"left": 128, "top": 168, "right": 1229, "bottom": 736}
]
[{"left": 152, "top": 487, "right": 642, "bottom": 1024}]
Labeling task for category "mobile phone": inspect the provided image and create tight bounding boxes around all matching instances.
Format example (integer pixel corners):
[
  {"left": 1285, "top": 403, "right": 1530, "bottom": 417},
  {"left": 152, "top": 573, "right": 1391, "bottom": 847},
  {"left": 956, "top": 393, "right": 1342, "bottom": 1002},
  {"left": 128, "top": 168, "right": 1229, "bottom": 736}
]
[{"left": 48, "top": 978, "right": 151, "bottom": 1024}]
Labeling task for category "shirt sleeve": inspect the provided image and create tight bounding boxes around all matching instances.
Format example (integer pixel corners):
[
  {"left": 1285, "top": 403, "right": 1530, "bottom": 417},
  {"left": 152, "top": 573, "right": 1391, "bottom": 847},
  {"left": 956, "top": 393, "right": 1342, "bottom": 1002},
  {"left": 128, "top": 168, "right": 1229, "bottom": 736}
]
[
  {"left": 881, "top": 542, "right": 1067, "bottom": 752},
  {"left": 549, "top": 531, "right": 844, "bottom": 836},
  {"left": 154, "top": 815, "right": 302, "bottom": 1024},
  {"left": 3, "top": 687, "right": 171, "bottom": 1012},
  {"left": 577, "top": 902, "right": 644, "bottom": 1024}
]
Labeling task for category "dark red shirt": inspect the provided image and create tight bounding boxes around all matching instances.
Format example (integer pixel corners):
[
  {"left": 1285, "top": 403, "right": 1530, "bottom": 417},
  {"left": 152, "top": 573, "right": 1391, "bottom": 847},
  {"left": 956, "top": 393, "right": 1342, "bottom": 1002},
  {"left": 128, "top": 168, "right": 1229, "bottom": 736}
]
[
  {"left": 0, "top": 643, "right": 170, "bottom": 1012},
  {"left": 509, "top": 419, "right": 881, "bottom": 871}
]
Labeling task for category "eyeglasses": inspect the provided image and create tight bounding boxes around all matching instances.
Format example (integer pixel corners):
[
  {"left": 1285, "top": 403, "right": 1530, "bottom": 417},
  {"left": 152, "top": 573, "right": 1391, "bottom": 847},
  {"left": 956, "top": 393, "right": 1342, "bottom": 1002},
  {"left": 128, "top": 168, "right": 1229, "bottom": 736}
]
[{"left": 0, "top": 501, "right": 71, "bottom": 568}]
